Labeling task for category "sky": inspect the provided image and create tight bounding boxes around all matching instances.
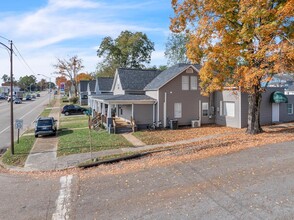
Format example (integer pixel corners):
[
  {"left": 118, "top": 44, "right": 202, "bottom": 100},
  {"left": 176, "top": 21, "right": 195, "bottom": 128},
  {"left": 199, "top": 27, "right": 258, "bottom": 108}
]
[{"left": 0, "top": 0, "right": 173, "bottom": 84}]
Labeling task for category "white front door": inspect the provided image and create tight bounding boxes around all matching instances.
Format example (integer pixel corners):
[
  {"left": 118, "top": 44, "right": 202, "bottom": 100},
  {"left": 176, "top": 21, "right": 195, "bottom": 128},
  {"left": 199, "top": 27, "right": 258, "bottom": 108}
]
[{"left": 272, "top": 103, "right": 279, "bottom": 122}]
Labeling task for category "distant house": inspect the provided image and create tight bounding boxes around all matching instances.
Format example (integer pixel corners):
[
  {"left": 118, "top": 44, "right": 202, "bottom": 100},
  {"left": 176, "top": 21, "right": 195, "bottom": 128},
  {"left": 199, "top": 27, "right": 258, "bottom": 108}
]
[
  {"left": 78, "top": 80, "right": 90, "bottom": 105},
  {"left": 88, "top": 77, "right": 114, "bottom": 107},
  {"left": 88, "top": 64, "right": 294, "bottom": 132},
  {"left": 285, "top": 85, "right": 294, "bottom": 95},
  {"left": 0, "top": 86, "right": 20, "bottom": 95}
]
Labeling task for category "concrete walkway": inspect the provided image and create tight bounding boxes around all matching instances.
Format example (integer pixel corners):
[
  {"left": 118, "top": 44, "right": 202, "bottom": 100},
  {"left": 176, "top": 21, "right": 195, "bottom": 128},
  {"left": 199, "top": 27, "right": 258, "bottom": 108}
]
[
  {"left": 122, "top": 133, "right": 146, "bottom": 147},
  {"left": 24, "top": 96, "right": 60, "bottom": 171}
]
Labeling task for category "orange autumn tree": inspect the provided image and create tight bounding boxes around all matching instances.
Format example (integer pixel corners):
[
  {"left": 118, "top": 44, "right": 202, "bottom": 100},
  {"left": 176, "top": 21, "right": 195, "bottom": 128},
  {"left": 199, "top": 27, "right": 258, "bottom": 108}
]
[
  {"left": 171, "top": 0, "right": 294, "bottom": 134},
  {"left": 76, "top": 73, "right": 93, "bottom": 83},
  {"left": 55, "top": 76, "right": 67, "bottom": 88}
]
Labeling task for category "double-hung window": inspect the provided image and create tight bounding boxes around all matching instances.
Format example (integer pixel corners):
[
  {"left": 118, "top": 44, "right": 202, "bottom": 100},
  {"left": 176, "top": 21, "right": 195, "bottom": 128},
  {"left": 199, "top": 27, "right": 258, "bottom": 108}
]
[
  {"left": 182, "top": 76, "right": 189, "bottom": 90},
  {"left": 287, "top": 104, "right": 293, "bottom": 114},
  {"left": 174, "top": 103, "right": 182, "bottom": 118},
  {"left": 190, "top": 76, "right": 197, "bottom": 90},
  {"left": 202, "top": 102, "right": 209, "bottom": 117},
  {"left": 224, "top": 102, "right": 235, "bottom": 117}
]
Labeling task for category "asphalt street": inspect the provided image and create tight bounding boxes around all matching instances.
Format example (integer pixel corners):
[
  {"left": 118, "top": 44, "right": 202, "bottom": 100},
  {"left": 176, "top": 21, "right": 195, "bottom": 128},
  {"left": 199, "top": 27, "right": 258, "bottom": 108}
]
[
  {"left": 0, "top": 141, "right": 293, "bottom": 219},
  {"left": 0, "top": 92, "right": 50, "bottom": 150}
]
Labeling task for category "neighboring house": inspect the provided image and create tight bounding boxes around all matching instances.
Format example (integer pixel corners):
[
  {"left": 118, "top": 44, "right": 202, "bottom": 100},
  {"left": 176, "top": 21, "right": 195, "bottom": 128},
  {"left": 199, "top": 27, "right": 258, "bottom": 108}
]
[
  {"left": 87, "top": 80, "right": 96, "bottom": 96},
  {"left": 285, "top": 85, "right": 294, "bottom": 95},
  {"left": 78, "top": 80, "right": 89, "bottom": 105},
  {"left": 89, "top": 64, "right": 294, "bottom": 132},
  {"left": 88, "top": 77, "right": 114, "bottom": 107},
  {"left": 214, "top": 87, "right": 294, "bottom": 128},
  {"left": 89, "top": 68, "right": 161, "bottom": 130},
  {"left": 0, "top": 86, "right": 20, "bottom": 95}
]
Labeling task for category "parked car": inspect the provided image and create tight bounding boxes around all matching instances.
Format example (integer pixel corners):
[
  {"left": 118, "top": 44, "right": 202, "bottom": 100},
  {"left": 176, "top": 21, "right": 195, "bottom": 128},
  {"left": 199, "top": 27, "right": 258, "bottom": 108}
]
[
  {"left": 25, "top": 94, "right": 32, "bottom": 100},
  {"left": 61, "top": 104, "right": 88, "bottom": 116},
  {"left": 34, "top": 117, "right": 57, "bottom": 137},
  {"left": 32, "top": 94, "right": 36, "bottom": 99},
  {"left": 14, "top": 98, "right": 22, "bottom": 104},
  {"left": 0, "top": 95, "right": 5, "bottom": 100},
  {"left": 36, "top": 93, "right": 40, "bottom": 97}
]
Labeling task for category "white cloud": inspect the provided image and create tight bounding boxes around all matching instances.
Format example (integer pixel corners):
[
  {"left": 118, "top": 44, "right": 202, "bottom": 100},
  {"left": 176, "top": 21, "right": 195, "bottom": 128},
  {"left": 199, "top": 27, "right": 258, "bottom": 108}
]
[
  {"left": 48, "top": 0, "right": 101, "bottom": 9},
  {"left": 0, "top": 0, "right": 170, "bottom": 83}
]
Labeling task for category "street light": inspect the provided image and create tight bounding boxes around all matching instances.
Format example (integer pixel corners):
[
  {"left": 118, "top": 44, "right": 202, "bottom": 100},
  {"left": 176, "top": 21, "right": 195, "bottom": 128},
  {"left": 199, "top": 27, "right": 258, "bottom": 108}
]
[
  {"left": 0, "top": 40, "right": 14, "bottom": 155},
  {"left": 37, "top": 74, "right": 51, "bottom": 104}
]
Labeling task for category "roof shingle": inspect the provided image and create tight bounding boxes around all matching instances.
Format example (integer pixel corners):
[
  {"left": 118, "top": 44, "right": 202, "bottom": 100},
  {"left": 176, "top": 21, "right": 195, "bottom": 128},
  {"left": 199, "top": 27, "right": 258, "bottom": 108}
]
[
  {"left": 118, "top": 68, "right": 161, "bottom": 91},
  {"left": 144, "top": 64, "right": 201, "bottom": 90}
]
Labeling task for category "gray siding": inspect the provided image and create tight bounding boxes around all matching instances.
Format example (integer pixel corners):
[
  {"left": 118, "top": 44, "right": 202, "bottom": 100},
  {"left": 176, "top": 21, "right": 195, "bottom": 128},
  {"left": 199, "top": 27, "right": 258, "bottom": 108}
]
[
  {"left": 158, "top": 69, "right": 212, "bottom": 126},
  {"left": 133, "top": 104, "right": 153, "bottom": 126},
  {"left": 282, "top": 95, "right": 294, "bottom": 122},
  {"left": 119, "top": 105, "right": 132, "bottom": 121},
  {"left": 214, "top": 91, "right": 241, "bottom": 128},
  {"left": 215, "top": 87, "right": 294, "bottom": 128}
]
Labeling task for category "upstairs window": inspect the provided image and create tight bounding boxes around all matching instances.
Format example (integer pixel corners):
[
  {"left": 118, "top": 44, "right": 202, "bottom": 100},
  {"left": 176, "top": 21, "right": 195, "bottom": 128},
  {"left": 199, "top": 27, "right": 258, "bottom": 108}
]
[
  {"left": 190, "top": 76, "right": 197, "bottom": 90},
  {"left": 182, "top": 76, "right": 189, "bottom": 90}
]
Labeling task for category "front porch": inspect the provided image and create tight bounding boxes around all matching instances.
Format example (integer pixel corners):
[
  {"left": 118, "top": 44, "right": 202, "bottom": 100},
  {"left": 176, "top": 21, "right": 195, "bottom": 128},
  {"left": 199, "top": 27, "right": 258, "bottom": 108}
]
[{"left": 89, "top": 94, "right": 156, "bottom": 133}]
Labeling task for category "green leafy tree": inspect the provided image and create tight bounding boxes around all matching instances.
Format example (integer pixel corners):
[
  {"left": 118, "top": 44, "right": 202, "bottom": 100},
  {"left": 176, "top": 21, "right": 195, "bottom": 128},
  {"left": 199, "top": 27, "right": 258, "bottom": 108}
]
[
  {"left": 165, "top": 33, "right": 190, "bottom": 65},
  {"left": 1, "top": 74, "right": 9, "bottom": 83},
  {"left": 96, "top": 30, "right": 155, "bottom": 76},
  {"left": 18, "top": 75, "right": 37, "bottom": 91}
]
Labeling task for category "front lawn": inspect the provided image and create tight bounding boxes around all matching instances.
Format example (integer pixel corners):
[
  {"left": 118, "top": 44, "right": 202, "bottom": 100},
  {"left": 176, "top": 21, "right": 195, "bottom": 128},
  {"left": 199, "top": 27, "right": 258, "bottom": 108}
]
[
  {"left": 133, "top": 125, "right": 238, "bottom": 145},
  {"left": 57, "top": 129, "right": 133, "bottom": 156},
  {"left": 1, "top": 135, "right": 35, "bottom": 167},
  {"left": 58, "top": 115, "right": 133, "bottom": 156}
]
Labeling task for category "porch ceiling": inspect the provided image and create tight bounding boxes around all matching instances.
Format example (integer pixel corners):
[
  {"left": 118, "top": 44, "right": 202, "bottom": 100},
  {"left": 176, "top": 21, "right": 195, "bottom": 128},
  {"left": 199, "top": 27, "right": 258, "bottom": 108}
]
[{"left": 92, "top": 94, "right": 156, "bottom": 105}]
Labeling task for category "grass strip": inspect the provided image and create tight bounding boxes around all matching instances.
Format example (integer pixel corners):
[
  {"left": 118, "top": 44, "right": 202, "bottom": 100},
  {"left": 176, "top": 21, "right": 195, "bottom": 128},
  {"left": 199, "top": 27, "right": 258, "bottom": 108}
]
[
  {"left": 57, "top": 129, "right": 133, "bottom": 156},
  {"left": 1, "top": 135, "right": 35, "bottom": 167}
]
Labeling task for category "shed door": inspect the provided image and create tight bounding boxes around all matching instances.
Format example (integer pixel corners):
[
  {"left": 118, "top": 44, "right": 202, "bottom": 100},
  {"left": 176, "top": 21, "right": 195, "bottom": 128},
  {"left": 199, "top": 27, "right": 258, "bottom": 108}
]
[{"left": 272, "top": 103, "right": 279, "bottom": 122}]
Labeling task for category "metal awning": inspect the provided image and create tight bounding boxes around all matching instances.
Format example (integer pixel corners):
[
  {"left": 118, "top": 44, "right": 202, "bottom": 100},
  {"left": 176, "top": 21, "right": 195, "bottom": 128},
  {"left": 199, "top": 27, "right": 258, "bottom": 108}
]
[{"left": 270, "top": 91, "right": 288, "bottom": 103}]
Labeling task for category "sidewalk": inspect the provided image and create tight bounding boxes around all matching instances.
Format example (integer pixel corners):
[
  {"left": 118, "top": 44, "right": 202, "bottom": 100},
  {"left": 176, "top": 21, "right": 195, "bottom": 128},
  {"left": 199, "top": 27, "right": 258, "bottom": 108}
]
[{"left": 24, "top": 96, "right": 60, "bottom": 171}]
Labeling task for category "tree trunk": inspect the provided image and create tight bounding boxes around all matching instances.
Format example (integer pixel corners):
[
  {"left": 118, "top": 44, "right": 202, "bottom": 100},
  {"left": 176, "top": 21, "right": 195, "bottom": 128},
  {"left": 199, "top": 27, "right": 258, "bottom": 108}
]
[{"left": 246, "top": 86, "right": 263, "bottom": 134}]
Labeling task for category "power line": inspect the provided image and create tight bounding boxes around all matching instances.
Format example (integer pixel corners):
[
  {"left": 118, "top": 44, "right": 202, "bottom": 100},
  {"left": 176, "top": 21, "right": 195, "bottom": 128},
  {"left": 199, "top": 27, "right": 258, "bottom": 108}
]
[
  {"left": 0, "top": 35, "right": 10, "bottom": 41},
  {"left": 12, "top": 43, "right": 37, "bottom": 76}
]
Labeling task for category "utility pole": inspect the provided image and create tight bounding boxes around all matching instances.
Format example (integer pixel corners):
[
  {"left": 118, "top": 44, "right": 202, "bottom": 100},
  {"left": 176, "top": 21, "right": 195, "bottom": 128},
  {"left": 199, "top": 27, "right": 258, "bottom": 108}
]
[
  {"left": 10, "top": 40, "right": 14, "bottom": 155},
  {"left": 0, "top": 40, "right": 14, "bottom": 155}
]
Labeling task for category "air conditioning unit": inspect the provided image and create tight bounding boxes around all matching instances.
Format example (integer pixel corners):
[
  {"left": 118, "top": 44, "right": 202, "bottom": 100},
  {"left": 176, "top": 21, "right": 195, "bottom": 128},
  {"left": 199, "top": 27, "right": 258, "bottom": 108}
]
[{"left": 191, "top": 120, "right": 201, "bottom": 128}]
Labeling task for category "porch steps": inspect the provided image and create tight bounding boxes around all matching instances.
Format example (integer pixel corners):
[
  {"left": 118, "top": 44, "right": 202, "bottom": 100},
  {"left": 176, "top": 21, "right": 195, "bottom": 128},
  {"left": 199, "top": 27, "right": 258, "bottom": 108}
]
[{"left": 114, "top": 118, "right": 133, "bottom": 134}]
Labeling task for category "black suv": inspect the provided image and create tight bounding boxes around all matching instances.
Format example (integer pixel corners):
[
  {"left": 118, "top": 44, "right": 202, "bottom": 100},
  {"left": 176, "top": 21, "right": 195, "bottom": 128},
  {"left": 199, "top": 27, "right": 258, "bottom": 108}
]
[
  {"left": 61, "top": 104, "right": 88, "bottom": 116},
  {"left": 35, "top": 117, "right": 57, "bottom": 137}
]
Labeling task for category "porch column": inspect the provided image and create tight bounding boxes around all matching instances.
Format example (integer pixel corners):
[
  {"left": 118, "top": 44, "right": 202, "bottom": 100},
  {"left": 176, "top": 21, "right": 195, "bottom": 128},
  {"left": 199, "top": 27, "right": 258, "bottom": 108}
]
[
  {"left": 102, "top": 103, "right": 106, "bottom": 115},
  {"left": 153, "top": 103, "right": 156, "bottom": 123},
  {"left": 97, "top": 101, "right": 101, "bottom": 113},
  {"left": 107, "top": 104, "right": 113, "bottom": 129},
  {"left": 115, "top": 104, "right": 119, "bottom": 117},
  {"left": 131, "top": 104, "right": 134, "bottom": 121}
]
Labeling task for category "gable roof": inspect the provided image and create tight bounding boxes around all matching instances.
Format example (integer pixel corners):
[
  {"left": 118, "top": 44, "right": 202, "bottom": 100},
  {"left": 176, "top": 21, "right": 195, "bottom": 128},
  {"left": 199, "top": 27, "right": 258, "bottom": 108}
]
[
  {"left": 88, "top": 80, "right": 96, "bottom": 92},
  {"left": 117, "top": 68, "right": 161, "bottom": 91},
  {"left": 79, "top": 80, "right": 89, "bottom": 92},
  {"left": 97, "top": 77, "right": 114, "bottom": 91},
  {"left": 144, "top": 64, "right": 201, "bottom": 90}
]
